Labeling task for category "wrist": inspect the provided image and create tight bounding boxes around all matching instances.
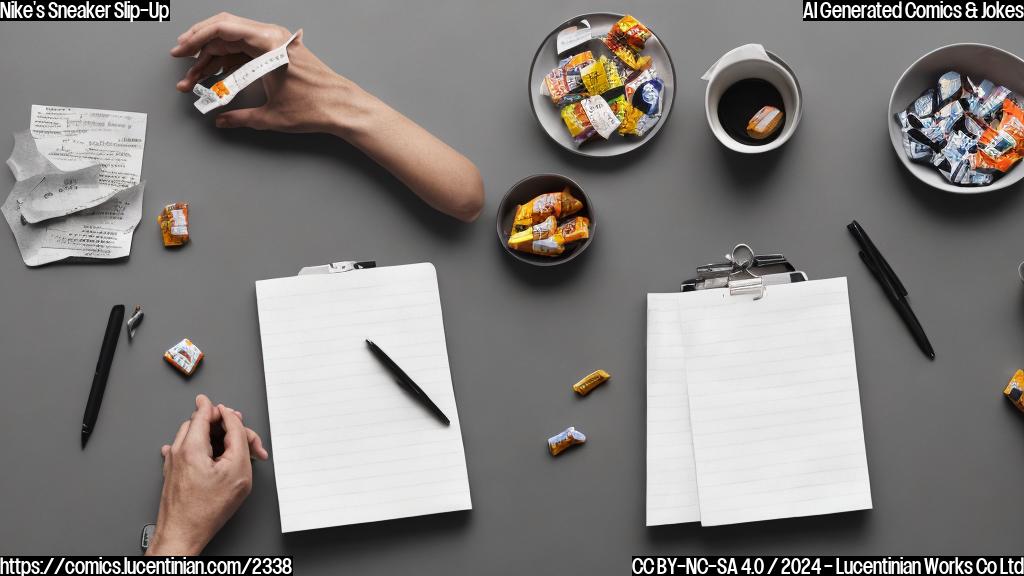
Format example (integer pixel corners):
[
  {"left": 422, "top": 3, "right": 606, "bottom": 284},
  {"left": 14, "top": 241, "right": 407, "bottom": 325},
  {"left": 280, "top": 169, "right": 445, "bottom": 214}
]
[
  {"left": 145, "top": 522, "right": 205, "bottom": 556},
  {"left": 324, "top": 77, "right": 385, "bottom": 142}
]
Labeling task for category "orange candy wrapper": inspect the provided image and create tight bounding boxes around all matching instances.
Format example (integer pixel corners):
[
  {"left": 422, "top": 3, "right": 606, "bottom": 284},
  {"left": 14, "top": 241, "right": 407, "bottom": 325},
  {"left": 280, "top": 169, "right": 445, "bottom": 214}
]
[
  {"left": 158, "top": 202, "right": 190, "bottom": 247},
  {"left": 975, "top": 98, "right": 1024, "bottom": 172},
  {"left": 557, "top": 216, "right": 589, "bottom": 243},
  {"left": 512, "top": 187, "right": 584, "bottom": 231}
]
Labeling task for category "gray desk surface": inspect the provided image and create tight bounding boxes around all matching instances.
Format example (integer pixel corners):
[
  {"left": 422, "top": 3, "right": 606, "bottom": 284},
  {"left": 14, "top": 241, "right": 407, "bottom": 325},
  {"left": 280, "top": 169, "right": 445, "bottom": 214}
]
[{"left": 2, "top": 0, "right": 1024, "bottom": 571}]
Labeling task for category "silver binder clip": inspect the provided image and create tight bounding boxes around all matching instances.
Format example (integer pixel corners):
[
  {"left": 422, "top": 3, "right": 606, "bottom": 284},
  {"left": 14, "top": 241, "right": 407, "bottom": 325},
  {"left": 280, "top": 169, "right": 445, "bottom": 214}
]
[
  {"left": 681, "top": 244, "right": 807, "bottom": 299},
  {"left": 297, "top": 260, "right": 376, "bottom": 276}
]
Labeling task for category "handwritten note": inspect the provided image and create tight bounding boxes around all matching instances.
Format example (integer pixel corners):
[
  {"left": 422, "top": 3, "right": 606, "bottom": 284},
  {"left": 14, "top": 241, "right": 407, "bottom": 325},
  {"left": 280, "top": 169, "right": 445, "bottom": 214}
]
[{"left": 255, "top": 263, "right": 472, "bottom": 532}]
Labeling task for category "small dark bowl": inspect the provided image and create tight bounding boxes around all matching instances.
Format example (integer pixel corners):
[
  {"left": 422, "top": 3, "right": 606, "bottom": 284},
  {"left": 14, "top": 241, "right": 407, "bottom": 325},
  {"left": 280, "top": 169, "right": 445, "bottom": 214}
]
[{"left": 496, "top": 174, "right": 595, "bottom": 267}]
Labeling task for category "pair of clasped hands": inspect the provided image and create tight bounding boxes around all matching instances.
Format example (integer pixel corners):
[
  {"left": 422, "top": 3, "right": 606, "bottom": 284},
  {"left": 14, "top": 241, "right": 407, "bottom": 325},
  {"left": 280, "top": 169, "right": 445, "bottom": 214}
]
[{"left": 148, "top": 12, "right": 485, "bottom": 556}]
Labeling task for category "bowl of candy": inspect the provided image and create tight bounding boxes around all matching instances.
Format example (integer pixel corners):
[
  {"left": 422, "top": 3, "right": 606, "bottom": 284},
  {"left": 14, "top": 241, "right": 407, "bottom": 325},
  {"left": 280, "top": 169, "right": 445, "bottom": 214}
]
[
  {"left": 496, "top": 174, "right": 595, "bottom": 266},
  {"left": 529, "top": 13, "right": 676, "bottom": 157},
  {"left": 889, "top": 43, "right": 1024, "bottom": 193}
]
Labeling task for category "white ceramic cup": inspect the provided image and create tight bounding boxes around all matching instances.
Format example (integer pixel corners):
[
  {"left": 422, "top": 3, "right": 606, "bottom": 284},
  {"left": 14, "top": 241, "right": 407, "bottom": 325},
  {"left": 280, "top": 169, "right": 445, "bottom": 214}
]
[{"left": 702, "top": 44, "right": 802, "bottom": 153}]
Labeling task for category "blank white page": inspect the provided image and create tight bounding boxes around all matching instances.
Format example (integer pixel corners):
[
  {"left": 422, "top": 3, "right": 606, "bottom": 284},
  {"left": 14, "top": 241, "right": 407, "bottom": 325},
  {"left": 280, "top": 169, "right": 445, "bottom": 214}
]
[
  {"left": 645, "top": 294, "right": 701, "bottom": 526},
  {"left": 680, "top": 278, "right": 871, "bottom": 526},
  {"left": 255, "top": 263, "right": 472, "bottom": 533}
]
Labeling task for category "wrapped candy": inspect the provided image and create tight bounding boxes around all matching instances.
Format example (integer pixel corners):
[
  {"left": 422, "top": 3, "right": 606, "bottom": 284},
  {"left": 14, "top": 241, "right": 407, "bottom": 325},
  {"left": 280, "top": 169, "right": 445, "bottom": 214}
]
[
  {"left": 615, "top": 67, "right": 663, "bottom": 137},
  {"left": 572, "top": 369, "right": 609, "bottom": 396},
  {"left": 975, "top": 98, "right": 1024, "bottom": 173},
  {"left": 747, "top": 106, "right": 784, "bottom": 140},
  {"left": 560, "top": 100, "right": 597, "bottom": 145},
  {"left": 548, "top": 426, "right": 586, "bottom": 456},
  {"left": 603, "top": 15, "right": 654, "bottom": 71},
  {"left": 542, "top": 51, "right": 595, "bottom": 106},
  {"left": 513, "top": 233, "right": 565, "bottom": 257},
  {"left": 512, "top": 188, "right": 584, "bottom": 230},
  {"left": 604, "top": 36, "right": 651, "bottom": 71},
  {"left": 580, "top": 55, "right": 625, "bottom": 97},
  {"left": 936, "top": 71, "right": 964, "bottom": 108},
  {"left": 579, "top": 95, "right": 621, "bottom": 139},
  {"left": 557, "top": 216, "right": 589, "bottom": 243},
  {"left": 158, "top": 202, "right": 190, "bottom": 247},
  {"left": 608, "top": 14, "right": 652, "bottom": 51},
  {"left": 508, "top": 215, "right": 557, "bottom": 250},
  {"left": 164, "top": 338, "right": 204, "bottom": 376}
]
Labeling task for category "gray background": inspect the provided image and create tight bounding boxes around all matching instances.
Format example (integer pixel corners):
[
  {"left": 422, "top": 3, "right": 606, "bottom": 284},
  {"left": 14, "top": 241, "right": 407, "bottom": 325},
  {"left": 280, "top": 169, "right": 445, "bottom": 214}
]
[{"left": 1, "top": 0, "right": 1023, "bottom": 572}]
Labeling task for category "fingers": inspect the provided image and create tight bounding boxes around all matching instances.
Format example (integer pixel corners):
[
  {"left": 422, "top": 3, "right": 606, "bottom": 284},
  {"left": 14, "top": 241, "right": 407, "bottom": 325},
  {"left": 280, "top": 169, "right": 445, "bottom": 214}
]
[
  {"left": 183, "top": 394, "right": 217, "bottom": 455},
  {"left": 170, "top": 419, "right": 190, "bottom": 453},
  {"left": 177, "top": 51, "right": 247, "bottom": 92},
  {"left": 215, "top": 107, "right": 268, "bottom": 130},
  {"left": 217, "top": 404, "right": 250, "bottom": 462},
  {"left": 217, "top": 405, "right": 266, "bottom": 460},
  {"left": 245, "top": 427, "right": 269, "bottom": 461},
  {"left": 172, "top": 15, "right": 285, "bottom": 59}
]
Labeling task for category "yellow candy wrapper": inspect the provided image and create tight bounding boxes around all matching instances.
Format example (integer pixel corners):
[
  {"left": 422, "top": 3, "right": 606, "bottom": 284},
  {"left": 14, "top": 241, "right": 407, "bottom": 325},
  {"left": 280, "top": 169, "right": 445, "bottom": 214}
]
[
  {"left": 509, "top": 215, "right": 557, "bottom": 250},
  {"left": 1004, "top": 369, "right": 1024, "bottom": 413},
  {"left": 580, "top": 55, "right": 624, "bottom": 97},
  {"left": 557, "top": 216, "right": 589, "bottom": 244},
  {"left": 572, "top": 369, "right": 610, "bottom": 396},
  {"left": 512, "top": 233, "right": 565, "bottom": 257}
]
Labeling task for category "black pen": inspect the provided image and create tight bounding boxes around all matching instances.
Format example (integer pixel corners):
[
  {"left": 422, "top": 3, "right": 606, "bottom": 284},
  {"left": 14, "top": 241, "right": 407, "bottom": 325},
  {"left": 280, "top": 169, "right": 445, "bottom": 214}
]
[
  {"left": 848, "top": 221, "right": 934, "bottom": 360},
  {"left": 366, "top": 339, "right": 450, "bottom": 426},
  {"left": 82, "top": 304, "right": 125, "bottom": 448}
]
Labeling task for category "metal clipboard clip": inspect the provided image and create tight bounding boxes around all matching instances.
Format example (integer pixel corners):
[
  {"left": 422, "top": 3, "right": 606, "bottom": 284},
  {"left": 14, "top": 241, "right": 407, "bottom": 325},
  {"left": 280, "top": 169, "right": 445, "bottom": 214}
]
[
  {"left": 297, "top": 260, "right": 376, "bottom": 276},
  {"left": 681, "top": 244, "right": 807, "bottom": 300}
]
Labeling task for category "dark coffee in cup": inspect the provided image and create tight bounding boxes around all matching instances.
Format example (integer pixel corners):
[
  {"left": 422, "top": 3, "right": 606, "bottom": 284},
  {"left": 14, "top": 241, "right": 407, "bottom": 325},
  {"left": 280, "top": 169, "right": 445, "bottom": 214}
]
[{"left": 717, "top": 78, "right": 786, "bottom": 145}]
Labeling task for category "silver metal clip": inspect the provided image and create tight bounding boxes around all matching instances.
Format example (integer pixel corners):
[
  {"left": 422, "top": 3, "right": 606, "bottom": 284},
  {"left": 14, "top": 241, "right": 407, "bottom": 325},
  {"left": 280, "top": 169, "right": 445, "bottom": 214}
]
[
  {"left": 682, "top": 244, "right": 806, "bottom": 298},
  {"left": 297, "top": 260, "right": 376, "bottom": 276}
]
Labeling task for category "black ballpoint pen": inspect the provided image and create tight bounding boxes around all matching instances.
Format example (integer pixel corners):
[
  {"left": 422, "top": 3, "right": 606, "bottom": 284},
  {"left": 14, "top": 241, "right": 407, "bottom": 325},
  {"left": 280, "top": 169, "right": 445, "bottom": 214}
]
[
  {"left": 848, "top": 221, "right": 935, "bottom": 360},
  {"left": 366, "top": 339, "right": 451, "bottom": 426},
  {"left": 81, "top": 304, "right": 125, "bottom": 448}
]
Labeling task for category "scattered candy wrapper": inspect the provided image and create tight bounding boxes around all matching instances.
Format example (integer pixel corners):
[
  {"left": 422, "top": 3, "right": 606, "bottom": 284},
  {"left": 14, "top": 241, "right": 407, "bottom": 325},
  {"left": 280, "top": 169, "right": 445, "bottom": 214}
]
[
  {"left": 158, "top": 202, "right": 190, "bottom": 247},
  {"left": 1004, "top": 369, "right": 1024, "bottom": 413},
  {"left": 895, "top": 70, "right": 1023, "bottom": 186},
  {"left": 164, "top": 338, "right": 204, "bottom": 377},
  {"left": 572, "top": 369, "right": 609, "bottom": 396},
  {"left": 548, "top": 426, "right": 586, "bottom": 456},
  {"left": 126, "top": 305, "right": 144, "bottom": 339}
]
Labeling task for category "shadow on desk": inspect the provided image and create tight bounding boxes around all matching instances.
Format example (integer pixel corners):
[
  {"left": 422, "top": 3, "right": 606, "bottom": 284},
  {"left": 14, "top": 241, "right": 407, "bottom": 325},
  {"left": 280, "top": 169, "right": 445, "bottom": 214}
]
[
  {"left": 708, "top": 136, "right": 791, "bottom": 192},
  {"left": 182, "top": 99, "right": 472, "bottom": 244},
  {"left": 892, "top": 148, "right": 1024, "bottom": 221},
  {"left": 494, "top": 238, "right": 594, "bottom": 289},
  {"left": 646, "top": 510, "right": 871, "bottom": 549},
  {"left": 279, "top": 510, "right": 472, "bottom": 553}
]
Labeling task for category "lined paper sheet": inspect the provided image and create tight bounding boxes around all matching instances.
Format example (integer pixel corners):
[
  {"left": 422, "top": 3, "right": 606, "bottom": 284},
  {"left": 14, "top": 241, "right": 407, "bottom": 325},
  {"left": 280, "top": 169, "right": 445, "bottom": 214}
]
[
  {"left": 680, "top": 278, "right": 872, "bottom": 526},
  {"left": 255, "top": 263, "right": 472, "bottom": 533},
  {"left": 646, "top": 294, "right": 701, "bottom": 526}
]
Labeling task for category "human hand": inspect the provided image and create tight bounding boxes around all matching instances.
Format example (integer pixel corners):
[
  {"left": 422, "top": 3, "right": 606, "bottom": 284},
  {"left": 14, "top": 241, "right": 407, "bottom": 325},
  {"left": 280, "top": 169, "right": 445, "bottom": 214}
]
[
  {"left": 146, "top": 394, "right": 269, "bottom": 556},
  {"left": 171, "top": 12, "right": 357, "bottom": 133}
]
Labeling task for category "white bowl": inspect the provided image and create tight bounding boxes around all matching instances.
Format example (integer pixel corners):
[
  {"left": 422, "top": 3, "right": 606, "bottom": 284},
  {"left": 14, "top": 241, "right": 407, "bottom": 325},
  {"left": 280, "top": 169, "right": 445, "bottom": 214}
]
[
  {"left": 888, "top": 43, "right": 1024, "bottom": 194},
  {"left": 528, "top": 12, "right": 676, "bottom": 157}
]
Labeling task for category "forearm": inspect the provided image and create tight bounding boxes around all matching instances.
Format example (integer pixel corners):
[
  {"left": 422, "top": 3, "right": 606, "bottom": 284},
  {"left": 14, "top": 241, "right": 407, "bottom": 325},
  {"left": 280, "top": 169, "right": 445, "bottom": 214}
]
[{"left": 327, "top": 84, "right": 484, "bottom": 222}]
